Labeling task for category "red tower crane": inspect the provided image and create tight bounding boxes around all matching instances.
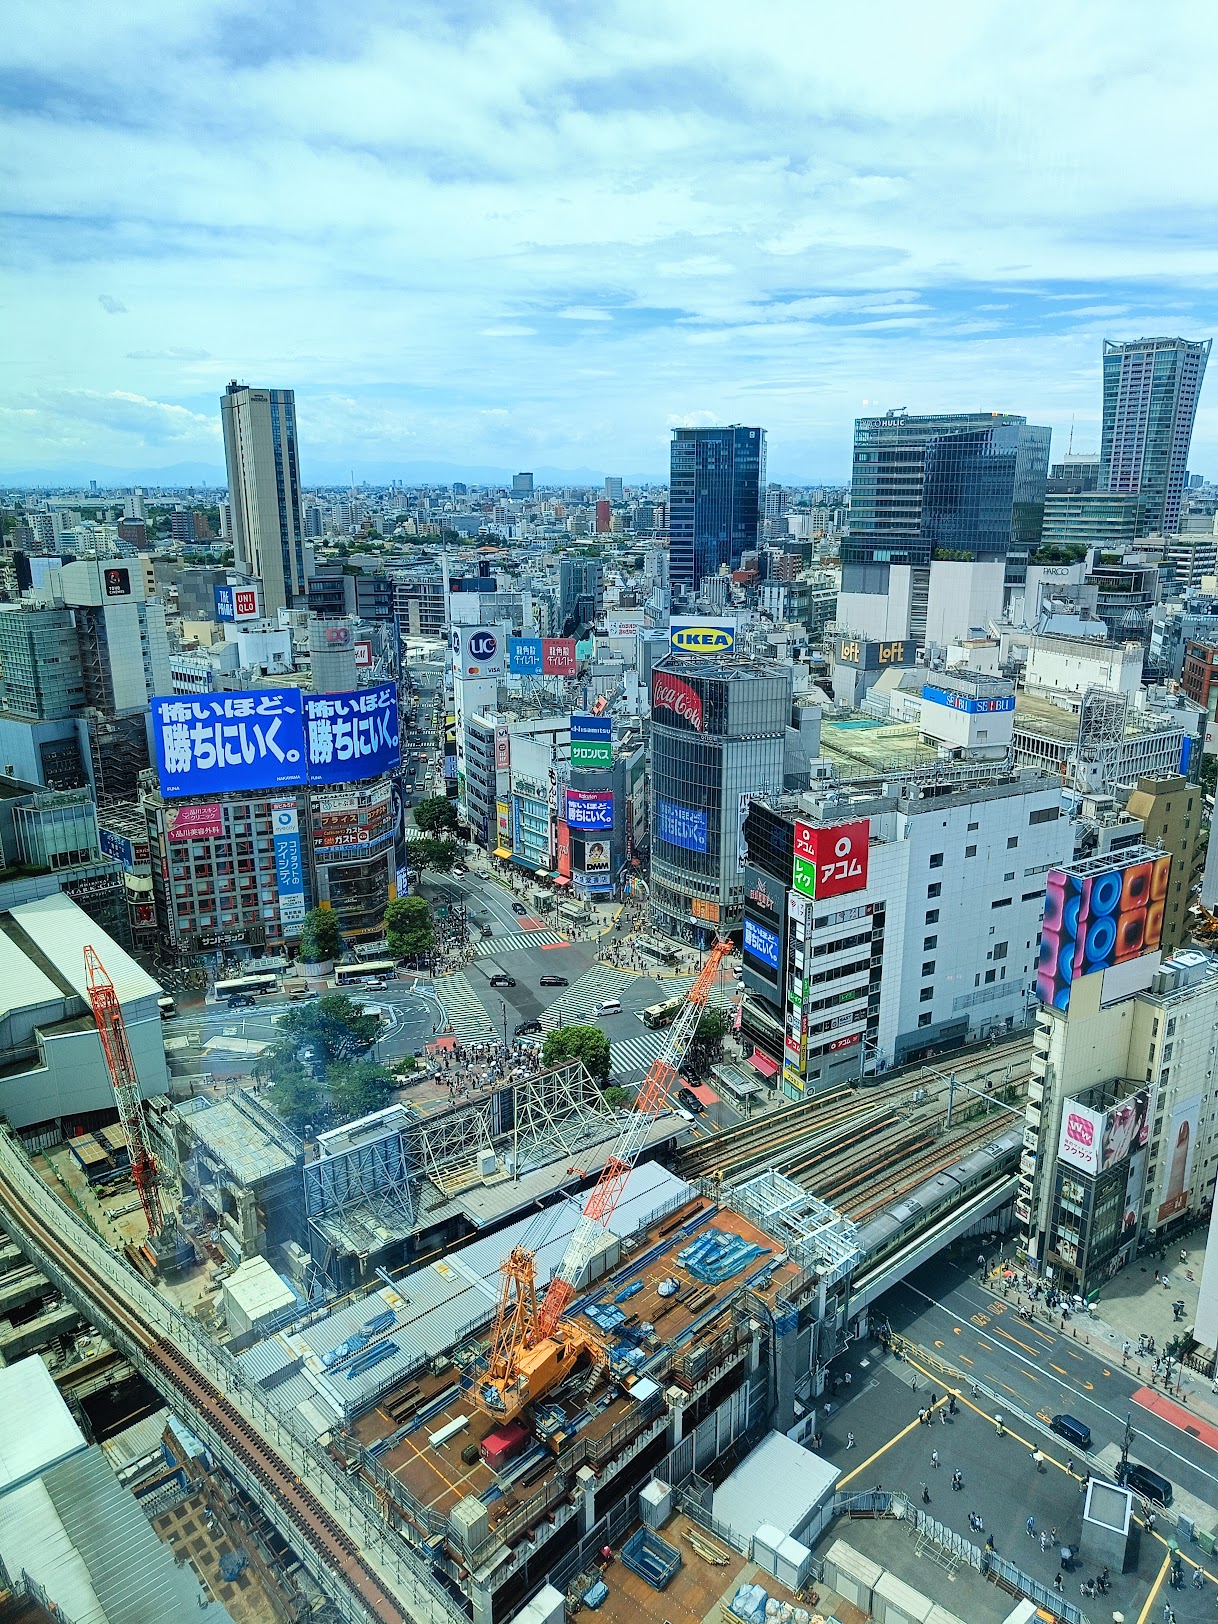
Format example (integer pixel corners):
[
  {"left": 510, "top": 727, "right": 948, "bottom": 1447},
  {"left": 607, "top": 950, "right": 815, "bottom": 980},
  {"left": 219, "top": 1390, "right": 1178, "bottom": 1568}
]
[
  {"left": 84, "top": 946, "right": 165, "bottom": 1238},
  {"left": 476, "top": 938, "right": 732, "bottom": 1419}
]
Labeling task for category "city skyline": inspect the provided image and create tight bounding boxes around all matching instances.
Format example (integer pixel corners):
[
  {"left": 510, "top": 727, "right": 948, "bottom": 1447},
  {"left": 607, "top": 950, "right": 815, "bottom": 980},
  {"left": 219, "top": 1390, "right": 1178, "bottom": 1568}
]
[{"left": 4, "top": 3, "right": 1218, "bottom": 485}]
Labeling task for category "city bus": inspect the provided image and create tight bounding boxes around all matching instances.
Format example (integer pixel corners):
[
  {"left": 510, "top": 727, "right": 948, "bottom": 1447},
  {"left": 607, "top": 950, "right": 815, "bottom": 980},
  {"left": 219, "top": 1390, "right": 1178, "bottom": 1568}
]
[
  {"left": 157, "top": 995, "right": 177, "bottom": 1020},
  {"left": 214, "top": 973, "right": 279, "bottom": 1002},
  {"left": 334, "top": 960, "right": 397, "bottom": 986},
  {"left": 643, "top": 996, "right": 684, "bottom": 1029}
]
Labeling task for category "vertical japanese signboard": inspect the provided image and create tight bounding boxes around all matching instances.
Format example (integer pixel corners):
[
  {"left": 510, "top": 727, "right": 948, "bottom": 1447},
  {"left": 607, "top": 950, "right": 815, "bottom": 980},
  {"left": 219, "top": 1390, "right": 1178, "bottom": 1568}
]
[{"left": 272, "top": 801, "right": 306, "bottom": 935}]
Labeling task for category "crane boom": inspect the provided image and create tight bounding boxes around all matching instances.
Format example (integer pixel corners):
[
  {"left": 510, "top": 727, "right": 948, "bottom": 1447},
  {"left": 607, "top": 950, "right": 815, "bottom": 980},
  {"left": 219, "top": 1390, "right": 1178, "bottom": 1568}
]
[
  {"left": 84, "top": 946, "right": 165, "bottom": 1237},
  {"left": 533, "top": 938, "right": 731, "bottom": 1340}
]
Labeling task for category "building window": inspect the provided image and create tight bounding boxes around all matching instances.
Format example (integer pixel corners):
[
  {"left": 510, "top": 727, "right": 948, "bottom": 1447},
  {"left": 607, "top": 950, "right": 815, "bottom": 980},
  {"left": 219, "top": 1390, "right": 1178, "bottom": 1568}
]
[
  {"left": 922, "top": 961, "right": 936, "bottom": 976},
  {"left": 926, "top": 909, "right": 939, "bottom": 923},
  {"left": 920, "top": 986, "right": 933, "bottom": 1003},
  {"left": 993, "top": 941, "right": 1008, "bottom": 960},
  {"left": 929, "top": 852, "right": 944, "bottom": 868},
  {"left": 992, "top": 897, "right": 1011, "bottom": 909},
  {"left": 966, "top": 845, "right": 977, "bottom": 858},
  {"left": 924, "top": 934, "right": 938, "bottom": 949},
  {"left": 968, "top": 821, "right": 979, "bottom": 831},
  {"left": 918, "top": 1012, "right": 933, "bottom": 1028},
  {"left": 1005, "top": 871, "right": 1015, "bottom": 881},
  {"left": 985, "top": 968, "right": 997, "bottom": 983},
  {"left": 1007, "top": 836, "right": 1019, "bottom": 848},
  {"left": 928, "top": 883, "right": 942, "bottom": 898},
  {"left": 1030, "top": 806, "right": 1059, "bottom": 825}
]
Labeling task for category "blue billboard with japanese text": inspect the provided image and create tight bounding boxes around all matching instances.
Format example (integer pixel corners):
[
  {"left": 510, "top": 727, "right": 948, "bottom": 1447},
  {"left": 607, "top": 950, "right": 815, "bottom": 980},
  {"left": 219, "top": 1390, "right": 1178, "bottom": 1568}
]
[
  {"left": 509, "top": 637, "right": 544, "bottom": 674},
  {"left": 564, "top": 789, "right": 614, "bottom": 830},
  {"left": 151, "top": 682, "right": 399, "bottom": 798},
  {"left": 656, "top": 798, "right": 708, "bottom": 853}
]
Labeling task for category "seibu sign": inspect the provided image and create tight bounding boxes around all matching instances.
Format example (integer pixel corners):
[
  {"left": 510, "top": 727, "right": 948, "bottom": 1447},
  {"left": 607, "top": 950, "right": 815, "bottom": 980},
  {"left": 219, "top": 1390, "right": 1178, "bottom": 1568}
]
[
  {"left": 792, "top": 818, "right": 870, "bottom": 901},
  {"left": 652, "top": 670, "right": 703, "bottom": 731}
]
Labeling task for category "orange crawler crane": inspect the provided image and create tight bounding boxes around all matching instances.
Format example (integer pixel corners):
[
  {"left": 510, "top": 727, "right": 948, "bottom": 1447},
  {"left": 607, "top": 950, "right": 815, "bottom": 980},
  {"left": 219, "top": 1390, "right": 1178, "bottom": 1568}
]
[
  {"left": 84, "top": 945, "right": 165, "bottom": 1240},
  {"left": 475, "top": 938, "right": 732, "bottom": 1420}
]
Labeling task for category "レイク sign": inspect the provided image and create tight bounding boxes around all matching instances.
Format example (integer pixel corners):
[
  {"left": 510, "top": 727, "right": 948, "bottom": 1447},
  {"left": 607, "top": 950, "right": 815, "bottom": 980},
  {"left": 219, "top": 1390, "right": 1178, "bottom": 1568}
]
[
  {"left": 652, "top": 670, "right": 703, "bottom": 731},
  {"left": 792, "top": 819, "right": 870, "bottom": 900}
]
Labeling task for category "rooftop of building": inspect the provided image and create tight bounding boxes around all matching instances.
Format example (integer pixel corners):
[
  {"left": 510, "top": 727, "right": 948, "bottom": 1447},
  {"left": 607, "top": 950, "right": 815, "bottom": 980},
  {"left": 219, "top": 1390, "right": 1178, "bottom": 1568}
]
[
  {"left": 6, "top": 891, "right": 159, "bottom": 1007},
  {"left": 817, "top": 715, "right": 938, "bottom": 776},
  {"left": 1013, "top": 688, "right": 1185, "bottom": 743}
]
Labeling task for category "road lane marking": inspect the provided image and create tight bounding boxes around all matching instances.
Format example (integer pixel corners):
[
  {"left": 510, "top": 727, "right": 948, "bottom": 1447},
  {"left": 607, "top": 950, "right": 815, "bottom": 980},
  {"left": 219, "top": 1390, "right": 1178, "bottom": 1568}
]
[
  {"left": 1135, "top": 1550, "right": 1172, "bottom": 1624},
  {"left": 894, "top": 1282, "right": 1218, "bottom": 1491},
  {"left": 1050, "top": 1364, "right": 1067, "bottom": 1376}
]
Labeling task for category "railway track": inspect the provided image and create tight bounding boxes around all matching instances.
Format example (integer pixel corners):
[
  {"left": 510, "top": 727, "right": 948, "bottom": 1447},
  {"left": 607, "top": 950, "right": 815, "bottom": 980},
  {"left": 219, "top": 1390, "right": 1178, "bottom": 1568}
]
[{"left": 0, "top": 1132, "right": 442, "bottom": 1624}]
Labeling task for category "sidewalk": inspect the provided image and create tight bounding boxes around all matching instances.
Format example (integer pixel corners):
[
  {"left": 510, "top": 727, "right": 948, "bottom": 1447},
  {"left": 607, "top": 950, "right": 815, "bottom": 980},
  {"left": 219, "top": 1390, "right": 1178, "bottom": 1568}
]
[{"left": 991, "top": 1235, "right": 1218, "bottom": 1428}]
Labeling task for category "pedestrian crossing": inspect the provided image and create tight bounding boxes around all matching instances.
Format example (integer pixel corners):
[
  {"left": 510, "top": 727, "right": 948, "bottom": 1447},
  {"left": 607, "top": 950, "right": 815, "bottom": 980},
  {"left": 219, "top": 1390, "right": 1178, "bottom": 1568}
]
[
  {"left": 609, "top": 1029, "right": 669, "bottom": 1084},
  {"left": 540, "top": 966, "right": 635, "bottom": 1030},
  {"left": 434, "top": 972, "right": 499, "bottom": 1044},
  {"left": 472, "top": 929, "right": 568, "bottom": 958}
]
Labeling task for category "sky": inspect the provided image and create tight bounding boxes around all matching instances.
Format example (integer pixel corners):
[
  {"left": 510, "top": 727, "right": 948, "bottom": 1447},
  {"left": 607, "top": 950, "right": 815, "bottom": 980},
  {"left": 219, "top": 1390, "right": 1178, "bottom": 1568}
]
[{"left": 3, "top": 0, "right": 1218, "bottom": 486}]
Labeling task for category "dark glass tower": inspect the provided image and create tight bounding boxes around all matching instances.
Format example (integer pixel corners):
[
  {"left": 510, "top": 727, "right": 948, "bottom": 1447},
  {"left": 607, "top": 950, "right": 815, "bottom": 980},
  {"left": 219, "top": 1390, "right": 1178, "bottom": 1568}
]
[
  {"left": 844, "top": 411, "right": 1050, "bottom": 594},
  {"left": 669, "top": 426, "right": 765, "bottom": 590},
  {"left": 1101, "top": 337, "right": 1211, "bottom": 536}
]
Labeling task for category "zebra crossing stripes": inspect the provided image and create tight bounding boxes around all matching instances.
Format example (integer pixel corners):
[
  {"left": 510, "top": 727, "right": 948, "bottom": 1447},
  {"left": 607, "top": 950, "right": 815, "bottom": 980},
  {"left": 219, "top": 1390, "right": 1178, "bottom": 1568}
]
[
  {"left": 540, "top": 966, "right": 635, "bottom": 1030},
  {"left": 609, "top": 1029, "right": 669, "bottom": 1083},
  {"left": 472, "top": 929, "right": 568, "bottom": 957},
  {"left": 434, "top": 972, "right": 498, "bottom": 1044}
]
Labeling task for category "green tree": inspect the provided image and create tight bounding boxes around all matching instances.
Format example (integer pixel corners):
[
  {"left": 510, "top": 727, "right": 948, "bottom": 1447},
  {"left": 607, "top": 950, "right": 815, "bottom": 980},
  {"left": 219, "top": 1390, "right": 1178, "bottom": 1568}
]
[
  {"left": 384, "top": 895, "right": 434, "bottom": 957},
  {"left": 685, "top": 1009, "right": 728, "bottom": 1078},
  {"left": 542, "top": 1024, "right": 611, "bottom": 1085},
  {"left": 276, "top": 994, "right": 380, "bottom": 1066},
  {"left": 261, "top": 1056, "right": 324, "bottom": 1130},
  {"left": 414, "top": 795, "right": 458, "bottom": 834},
  {"left": 413, "top": 836, "right": 459, "bottom": 874},
  {"left": 603, "top": 1085, "right": 631, "bottom": 1108},
  {"left": 327, "top": 1059, "right": 397, "bottom": 1119},
  {"left": 300, "top": 906, "right": 342, "bottom": 963},
  {"left": 1199, "top": 754, "right": 1217, "bottom": 799}
]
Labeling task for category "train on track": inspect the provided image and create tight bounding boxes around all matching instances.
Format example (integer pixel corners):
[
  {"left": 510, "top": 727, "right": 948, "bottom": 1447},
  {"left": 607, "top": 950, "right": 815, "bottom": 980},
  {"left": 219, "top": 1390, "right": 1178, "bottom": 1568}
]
[{"left": 853, "top": 1126, "right": 1023, "bottom": 1266}]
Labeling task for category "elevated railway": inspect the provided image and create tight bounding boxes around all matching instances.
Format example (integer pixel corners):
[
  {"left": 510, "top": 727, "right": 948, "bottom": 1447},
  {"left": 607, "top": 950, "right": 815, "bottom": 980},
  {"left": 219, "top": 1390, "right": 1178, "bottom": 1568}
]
[{"left": 0, "top": 1127, "right": 465, "bottom": 1624}]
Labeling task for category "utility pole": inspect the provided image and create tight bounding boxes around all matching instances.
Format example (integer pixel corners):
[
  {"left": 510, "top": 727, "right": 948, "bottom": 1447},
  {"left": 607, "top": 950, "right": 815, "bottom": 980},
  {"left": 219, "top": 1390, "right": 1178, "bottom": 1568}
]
[{"left": 1120, "top": 1412, "right": 1134, "bottom": 1470}]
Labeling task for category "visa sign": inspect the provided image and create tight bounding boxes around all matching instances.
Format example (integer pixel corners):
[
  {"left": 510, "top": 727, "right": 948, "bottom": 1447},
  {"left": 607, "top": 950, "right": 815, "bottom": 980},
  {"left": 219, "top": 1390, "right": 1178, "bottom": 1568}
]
[
  {"left": 792, "top": 819, "right": 870, "bottom": 900},
  {"left": 670, "top": 616, "right": 736, "bottom": 655}
]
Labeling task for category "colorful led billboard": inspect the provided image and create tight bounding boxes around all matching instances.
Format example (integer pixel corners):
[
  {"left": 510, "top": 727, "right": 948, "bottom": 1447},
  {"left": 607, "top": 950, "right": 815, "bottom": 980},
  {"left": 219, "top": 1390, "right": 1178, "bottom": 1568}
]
[{"left": 1036, "top": 854, "right": 1171, "bottom": 1011}]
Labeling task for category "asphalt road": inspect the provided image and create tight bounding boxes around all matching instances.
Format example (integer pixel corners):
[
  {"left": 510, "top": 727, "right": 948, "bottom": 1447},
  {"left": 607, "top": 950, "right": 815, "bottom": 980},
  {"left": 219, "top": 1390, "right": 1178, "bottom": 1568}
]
[{"left": 880, "top": 1253, "right": 1218, "bottom": 1515}]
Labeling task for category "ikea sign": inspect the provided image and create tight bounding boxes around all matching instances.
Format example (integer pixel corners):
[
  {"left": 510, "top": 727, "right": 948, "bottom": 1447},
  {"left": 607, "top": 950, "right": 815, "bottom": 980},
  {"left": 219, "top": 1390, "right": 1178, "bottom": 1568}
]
[{"left": 669, "top": 617, "right": 736, "bottom": 655}]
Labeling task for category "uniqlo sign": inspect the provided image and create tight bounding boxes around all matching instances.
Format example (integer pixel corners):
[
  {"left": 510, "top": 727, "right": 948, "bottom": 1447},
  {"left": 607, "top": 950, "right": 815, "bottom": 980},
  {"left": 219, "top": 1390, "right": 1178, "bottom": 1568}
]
[
  {"left": 792, "top": 819, "right": 869, "bottom": 900},
  {"left": 233, "top": 588, "right": 259, "bottom": 619}
]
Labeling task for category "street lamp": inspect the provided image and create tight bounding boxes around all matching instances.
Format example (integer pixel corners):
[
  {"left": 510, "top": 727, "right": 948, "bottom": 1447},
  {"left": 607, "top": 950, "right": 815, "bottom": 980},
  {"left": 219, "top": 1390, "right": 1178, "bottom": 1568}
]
[{"left": 501, "top": 1002, "right": 509, "bottom": 1055}]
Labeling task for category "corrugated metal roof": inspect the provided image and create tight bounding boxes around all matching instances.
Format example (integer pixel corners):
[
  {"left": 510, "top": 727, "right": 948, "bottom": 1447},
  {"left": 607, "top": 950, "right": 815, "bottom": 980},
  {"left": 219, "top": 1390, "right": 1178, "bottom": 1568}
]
[
  {"left": 190, "top": 1098, "right": 297, "bottom": 1183},
  {"left": 0, "top": 1445, "right": 232, "bottom": 1624},
  {"left": 0, "top": 923, "right": 62, "bottom": 1013},
  {"left": 11, "top": 892, "right": 161, "bottom": 1006},
  {"left": 0, "top": 1357, "right": 87, "bottom": 1493},
  {"left": 99, "top": 1408, "right": 170, "bottom": 1475}
]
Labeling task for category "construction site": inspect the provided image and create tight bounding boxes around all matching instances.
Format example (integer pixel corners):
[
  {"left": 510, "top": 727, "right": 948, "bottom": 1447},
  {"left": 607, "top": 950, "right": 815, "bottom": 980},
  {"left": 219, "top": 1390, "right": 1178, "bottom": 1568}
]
[{"left": 0, "top": 928, "right": 1031, "bottom": 1624}]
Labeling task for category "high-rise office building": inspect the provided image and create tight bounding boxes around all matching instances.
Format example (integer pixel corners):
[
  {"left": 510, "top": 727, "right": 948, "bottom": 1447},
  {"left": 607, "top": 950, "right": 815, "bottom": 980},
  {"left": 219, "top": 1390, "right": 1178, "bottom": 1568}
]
[
  {"left": 604, "top": 476, "right": 624, "bottom": 503},
  {"left": 840, "top": 410, "right": 1050, "bottom": 642},
  {"left": 668, "top": 426, "right": 765, "bottom": 590},
  {"left": 1100, "top": 337, "right": 1211, "bottom": 536},
  {"left": 220, "top": 381, "right": 306, "bottom": 616},
  {"left": 512, "top": 472, "right": 534, "bottom": 497}
]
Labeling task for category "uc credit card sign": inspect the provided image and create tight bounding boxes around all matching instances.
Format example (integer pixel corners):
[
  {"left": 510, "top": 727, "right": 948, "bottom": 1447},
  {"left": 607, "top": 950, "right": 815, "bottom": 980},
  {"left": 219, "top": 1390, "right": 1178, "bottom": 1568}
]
[{"left": 151, "top": 682, "right": 400, "bottom": 797}]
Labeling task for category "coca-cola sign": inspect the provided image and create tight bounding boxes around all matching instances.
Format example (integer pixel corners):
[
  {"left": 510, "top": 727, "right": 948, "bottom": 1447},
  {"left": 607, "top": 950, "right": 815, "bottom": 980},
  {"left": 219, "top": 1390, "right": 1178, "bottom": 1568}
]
[{"left": 652, "top": 670, "right": 703, "bottom": 731}]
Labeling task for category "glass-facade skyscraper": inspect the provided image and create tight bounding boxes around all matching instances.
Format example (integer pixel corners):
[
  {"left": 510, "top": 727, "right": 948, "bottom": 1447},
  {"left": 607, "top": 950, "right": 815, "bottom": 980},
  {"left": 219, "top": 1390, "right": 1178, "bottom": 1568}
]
[
  {"left": 669, "top": 426, "right": 765, "bottom": 590},
  {"left": 844, "top": 410, "right": 1051, "bottom": 593},
  {"left": 1100, "top": 337, "right": 1211, "bottom": 536}
]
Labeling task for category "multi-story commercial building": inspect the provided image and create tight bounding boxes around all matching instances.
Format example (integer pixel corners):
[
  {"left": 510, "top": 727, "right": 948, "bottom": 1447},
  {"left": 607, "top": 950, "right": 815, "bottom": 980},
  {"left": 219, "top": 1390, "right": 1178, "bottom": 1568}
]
[
  {"left": 668, "top": 426, "right": 765, "bottom": 591},
  {"left": 511, "top": 472, "right": 534, "bottom": 497},
  {"left": 1022, "top": 898, "right": 1218, "bottom": 1291},
  {"left": 740, "top": 753, "right": 1072, "bottom": 1097},
  {"left": 1124, "top": 775, "right": 1204, "bottom": 954},
  {"left": 1101, "top": 337, "right": 1211, "bottom": 536},
  {"left": 0, "top": 605, "right": 87, "bottom": 720},
  {"left": 840, "top": 410, "right": 1051, "bottom": 641},
  {"left": 650, "top": 655, "right": 789, "bottom": 943},
  {"left": 1041, "top": 491, "right": 1145, "bottom": 551},
  {"left": 557, "top": 558, "right": 603, "bottom": 631},
  {"left": 220, "top": 381, "right": 307, "bottom": 616},
  {"left": 390, "top": 569, "right": 446, "bottom": 637}
]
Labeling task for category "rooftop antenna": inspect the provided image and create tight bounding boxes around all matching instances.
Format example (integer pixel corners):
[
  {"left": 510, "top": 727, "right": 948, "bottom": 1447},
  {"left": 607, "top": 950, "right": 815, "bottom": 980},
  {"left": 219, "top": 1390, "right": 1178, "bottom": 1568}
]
[{"left": 1068, "top": 416, "right": 1075, "bottom": 456}]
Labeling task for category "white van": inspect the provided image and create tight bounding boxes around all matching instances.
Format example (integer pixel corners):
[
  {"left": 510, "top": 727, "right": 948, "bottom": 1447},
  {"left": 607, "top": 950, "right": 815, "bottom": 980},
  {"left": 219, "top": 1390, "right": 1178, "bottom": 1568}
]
[{"left": 595, "top": 998, "right": 622, "bottom": 1016}]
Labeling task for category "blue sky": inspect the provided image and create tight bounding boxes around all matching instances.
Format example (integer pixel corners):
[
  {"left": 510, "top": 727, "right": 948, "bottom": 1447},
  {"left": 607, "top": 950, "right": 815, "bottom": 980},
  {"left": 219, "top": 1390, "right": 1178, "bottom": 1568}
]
[{"left": 3, "top": 0, "right": 1217, "bottom": 484}]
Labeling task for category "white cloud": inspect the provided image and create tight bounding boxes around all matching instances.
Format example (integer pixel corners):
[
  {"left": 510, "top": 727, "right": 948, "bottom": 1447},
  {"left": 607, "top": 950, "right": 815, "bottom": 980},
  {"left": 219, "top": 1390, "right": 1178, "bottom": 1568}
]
[{"left": 2, "top": 0, "right": 1216, "bottom": 477}]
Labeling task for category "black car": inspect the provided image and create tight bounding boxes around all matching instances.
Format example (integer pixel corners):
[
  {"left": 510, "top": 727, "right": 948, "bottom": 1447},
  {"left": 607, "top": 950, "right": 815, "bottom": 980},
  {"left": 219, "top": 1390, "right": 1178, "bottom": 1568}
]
[
  {"left": 511, "top": 901, "right": 529, "bottom": 916},
  {"left": 514, "top": 1018, "right": 543, "bottom": 1037},
  {"left": 677, "top": 1086, "right": 705, "bottom": 1115},
  {"left": 226, "top": 994, "right": 255, "bottom": 1009},
  {"left": 539, "top": 974, "right": 569, "bottom": 987},
  {"left": 488, "top": 973, "right": 517, "bottom": 988}
]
